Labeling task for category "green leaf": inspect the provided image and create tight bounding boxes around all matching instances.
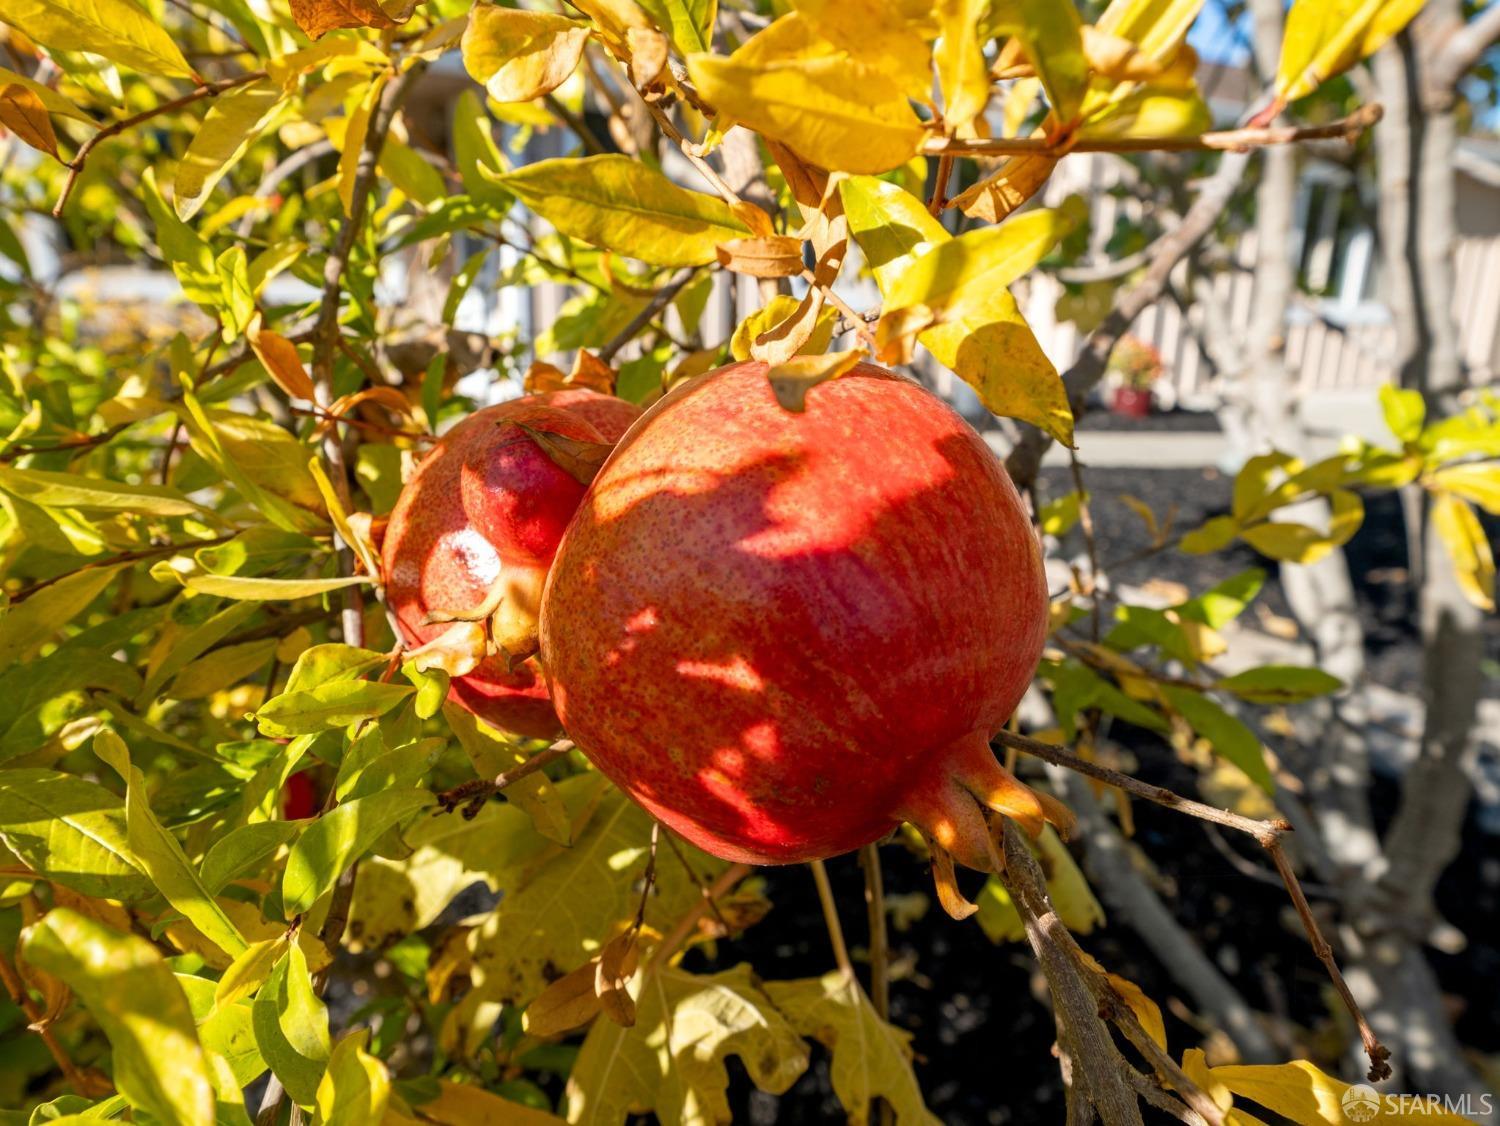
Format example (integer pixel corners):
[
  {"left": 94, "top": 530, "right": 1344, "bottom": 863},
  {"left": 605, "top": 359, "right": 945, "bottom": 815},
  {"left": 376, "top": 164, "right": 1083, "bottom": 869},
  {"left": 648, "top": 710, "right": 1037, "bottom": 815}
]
[
  {"left": 95, "top": 730, "right": 249, "bottom": 959},
  {"left": 183, "top": 572, "right": 371, "bottom": 601},
  {"left": 1378, "top": 383, "right": 1425, "bottom": 444},
  {"left": 252, "top": 946, "right": 330, "bottom": 1108},
  {"left": 281, "top": 789, "right": 437, "bottom": 917},
  {"left": 1218, "top": 666, "right": 1343, "bottom": 705},
  {"left": 174, "top": 78, "right": 284, "bottom": 221},
  {"left": 1178, "top": 569, "right": 1265, "bottom": 630},
  {"left": 314, "top": 1028, "right": 390, "bottom": 1126},
  {"left": 494, "top": 154, "right": 749, "bottom": 267},
  {"left": 201, "top": 820, "right": 304, "bottom": 894},
  {"left": 462, "top": 5, "right": 589, "bottom": 103},
  {"left": 0, "top": 0, "right": 194, "bottom": 78},
  {"left": 0, "top": 465, "right": 205, "bottom": 515},
  {"left": 142, "top": 169, "right": 223, "bottom": 309},
  {"left": 215, "top": 937, "right": 288, "bottom": 1012},
  {"left": 0, "top": 563, "right": 124, "bottom": 671},
  {"left": 1179, "top": 514, "right": 1237, "bottom": 555},
  {"left": 452, "top": 89, "right": 510, "bottom": 205},
  {"left": 22, "top": 909, "right": 215, "bottom": 1125},
  {"left": 638, "top": 0, "right": 715, "bottom": 54},
  {"left": 0, "top": 769, "right": 151, "bottom": 899},
  {"left": 256, "top": 680, "right": 415, "bottom": 738},
  {"left": 687, "top": 20, "right": 925, "bottom": 175},
  {"left": 565, "top": 964, "right": 808, "bottom": 1124},
  {"left": 991, "top": 0, "right": 1088, "bottom": 123},
  {"left": 840, "top": 175, "right": 950, "bottom": 299},
  {"left": 765, "top": 970, "right": 941, "bottom": 1125},
  {"left": 1161, "top": 686, "right": 1273, "bottom": 792},
  {"left": 177, "top": 972, "right": 268, "bottom": 1088}
]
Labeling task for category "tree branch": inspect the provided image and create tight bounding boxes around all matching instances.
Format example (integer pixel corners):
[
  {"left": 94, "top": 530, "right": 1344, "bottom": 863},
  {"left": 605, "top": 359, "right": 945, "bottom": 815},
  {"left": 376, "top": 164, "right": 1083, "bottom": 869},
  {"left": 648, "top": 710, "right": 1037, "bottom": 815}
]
[
  {"left": 925, "top": 103, "right": 1382, "bottom": 159},
  {"left": 1006, "top": 149, "right": 1253, "bottom": 488},
  {"left": 53, "top": 71, "right": 267, "bottom": 217},
  {"left": 1429, "top": 3, "right": 1500, "bottom": 94}
]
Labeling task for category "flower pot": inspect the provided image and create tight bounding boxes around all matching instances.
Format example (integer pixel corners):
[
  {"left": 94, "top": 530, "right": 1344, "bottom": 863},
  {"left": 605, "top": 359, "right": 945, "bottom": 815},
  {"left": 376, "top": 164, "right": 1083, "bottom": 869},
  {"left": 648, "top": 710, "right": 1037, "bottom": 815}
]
[{"left": 1112, "top": 386, "right": 1153, "bottom": 418}]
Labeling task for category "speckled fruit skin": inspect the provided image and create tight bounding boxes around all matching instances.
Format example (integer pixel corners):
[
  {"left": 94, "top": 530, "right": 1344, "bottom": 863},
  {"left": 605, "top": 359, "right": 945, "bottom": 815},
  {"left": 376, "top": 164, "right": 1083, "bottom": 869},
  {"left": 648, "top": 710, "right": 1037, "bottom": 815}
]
[
  {"left": 532, "top": 388, "right": 642, "bottom": 443},
  {"left": 383, "top": 393, "right": 640, "bottom": 737},
  {"left": 540, "top": 361, "right": 1052, "bottom": 869}
]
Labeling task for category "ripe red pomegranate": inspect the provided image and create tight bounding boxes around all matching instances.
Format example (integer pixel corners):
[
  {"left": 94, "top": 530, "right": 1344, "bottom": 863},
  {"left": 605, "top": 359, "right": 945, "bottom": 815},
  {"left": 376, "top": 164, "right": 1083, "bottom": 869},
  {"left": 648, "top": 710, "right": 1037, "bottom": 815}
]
[
  {"left": 540, "top": 360, "right": 1065, "bottom": 874},
  {"left": 532, "top": 387, "right": 641, "bottom": 443},
  {"left": 281, "top": 770, "right": 319, "bottom": 820},
  {"left": 383, "top": 392, "right": 640, "bottom": 737}
]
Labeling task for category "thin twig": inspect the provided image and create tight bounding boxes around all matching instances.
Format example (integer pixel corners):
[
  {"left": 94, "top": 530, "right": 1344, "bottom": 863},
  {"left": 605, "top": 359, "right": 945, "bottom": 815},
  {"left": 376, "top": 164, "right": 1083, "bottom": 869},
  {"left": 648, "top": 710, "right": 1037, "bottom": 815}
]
[
  {"left": 9, "top": 534, "right": 236, "bottom": 604},
  {"left": 598, "top": 267, "right": 699, "bottom": 363},
  {"left": 647, "top": 863, "right": 752, "bottom": 972},
  {"left": 54, "top": 71, "right": 268, "bottom": 216},
  {"left": 662, "top": 829, "right": 732, "bottom": 932},
  {"left": 992, "top": 729, "right": 1289, "bottom": 843},
  {"left": 801, "top": 268, "right": 878, "bottom": 350},
  {"left": 1068, "top": 449, "right": 1103, "bottom": 642},
  {"left": 435, "top": 740, "right": 574, "bottom": 816},
  {"left": 642, "top": 100, "right": 742, "bottom": 207},
  {"left": 0, "top": 950, "right": 110, "bottom": 1097},
  {"left": 928, "top": 153, "right": 955, "bottom": 216},
  {"left": 996, "top": 727, "right": 1392, "bottom": 1079},
  {"left": 1266, "top": 841, "right": 1391, "bottom": 1081},
  {"left": 1, "top": 422, "right": 132, "bottom": 463},
  {"left": 924, "top": 103, "right": 1383, "bottom": 159},
  {"left": 810, "top": 859, "right": 855, "bottom": 981}
]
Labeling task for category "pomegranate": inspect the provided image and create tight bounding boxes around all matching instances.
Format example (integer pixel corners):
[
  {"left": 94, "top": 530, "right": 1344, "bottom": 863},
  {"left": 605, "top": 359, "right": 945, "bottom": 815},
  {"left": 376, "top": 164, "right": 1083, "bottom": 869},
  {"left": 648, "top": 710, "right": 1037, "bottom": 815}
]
[
  {"left": 382, "top": 393, "right": 640, "bottom": 737},
  {"left": 532, "top": 387, "right": 641, "bottom": 443},
  {"left": 539, "top": 361, "right": 1067, "bottom": 876},
  {"left": 281, "top": 770, "right": 319, "bottom": 820}
]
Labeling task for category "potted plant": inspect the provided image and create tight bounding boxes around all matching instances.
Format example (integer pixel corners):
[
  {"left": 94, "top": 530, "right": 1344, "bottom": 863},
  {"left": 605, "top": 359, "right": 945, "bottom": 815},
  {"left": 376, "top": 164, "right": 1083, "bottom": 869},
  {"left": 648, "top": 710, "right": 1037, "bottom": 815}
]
[{"left": 1108, "top": 335, "right": 1164, "bottom": 418}]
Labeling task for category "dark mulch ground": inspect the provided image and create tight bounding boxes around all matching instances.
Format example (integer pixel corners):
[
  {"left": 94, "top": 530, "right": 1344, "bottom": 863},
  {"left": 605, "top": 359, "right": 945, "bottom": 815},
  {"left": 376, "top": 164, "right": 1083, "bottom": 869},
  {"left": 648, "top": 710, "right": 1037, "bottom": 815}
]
[{"left": 703, "top": 455, "right": 1500, "bottom": 1125}]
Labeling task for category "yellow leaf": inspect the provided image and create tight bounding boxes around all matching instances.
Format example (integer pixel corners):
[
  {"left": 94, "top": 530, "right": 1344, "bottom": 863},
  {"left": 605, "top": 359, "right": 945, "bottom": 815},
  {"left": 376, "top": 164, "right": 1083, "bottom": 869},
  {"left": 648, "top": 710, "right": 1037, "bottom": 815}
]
[
  {"left": 23, "top": 909, "right": 216, "bottom": 1125},
  {"left": 635, "top": 0, "right": 715, "bottom": 56},
  {"left": 977, "top": 826, "right": 1104, "bottom": 942},
  {"left": 1182, "top": 1049, "right": 1269, "bottom": 1126},
  {"left": 0, "top": 83, "right": 58, "bottom": 158},
  {"left": 289, "top": 0, "right": 414, "bottom": 40},
  {"left": 414, "top": 1079, "right": 567, "bottom": 1125},
  {"left": 878, "top": 210, "right": 1078, "bottom": 442},
  {"left": 215, "top": 936, "right": 288, "bottom": 1012},
  {"left": 456, "top": 780, "right": 727, "bottom": 1011},
  {"left": 314, "top": 1028, "right": 389, "bottom": 1126},
  {"left": 840, "top": 175, "right": 950, "bottom": 297},
  {"left": 715, "top": 234, "right": 806, "bottom": 278},
  {"left": 0, "top": 0, "right": 194, "bottom": 78},
  {"left": 1432, "top": 463, "right": 1500, "bottom": 516},
  {"left": 766, "top": 971, "right": 941, "bottom": 1124},
  {"left": 765, "top": 349, "right": 866, "bottom": 412},
  {"left": 731, "top": 293, "right": 835, "bottom": 362},
  {"left": 494, "top": 154, "right": 748, "bottom": 267},
  {"left": 1081, "top": 82, "right": 1212, "bottom": 139},
  {"left": 949, "top": 153, "right": 1059, "bottom": 222},
  {"left": 0, "top": 65, "right": 92, "bottom": 123},
  {"left": 566, "top": 963, "right": 809, "bottom": 1124},
  {"left": 1276, "top": 0, "right": 1386, "bottom": 105},
  {"left": 1094, "top": 0, "right": 1204, "bottom": 65},
  {"left": 174, "top": 79, "right": 284, "bottom": 221},
  {"left": 687, "top": 19, "right": 926, "bottom": 174},
  {"left": 336, "top": 77, "right": 380, "bottom": 218},
  {"left": 935, "top": 0, "right": 992, "bottom": 132},
  {"left": 1212, "top": 1059, "right": 1474, "bottom": 1126},
  {"left": 462, "top": 6, "right": 590, "bottom": 103},
  {"left": 247, "top": 315, "right": 317, "bottom": 401},
  {"left": 791, "top": 0, "right": 934, "bottom": 99},
  {"left": 1432, "top": 493, "right": 1496, "bottom": 612}
]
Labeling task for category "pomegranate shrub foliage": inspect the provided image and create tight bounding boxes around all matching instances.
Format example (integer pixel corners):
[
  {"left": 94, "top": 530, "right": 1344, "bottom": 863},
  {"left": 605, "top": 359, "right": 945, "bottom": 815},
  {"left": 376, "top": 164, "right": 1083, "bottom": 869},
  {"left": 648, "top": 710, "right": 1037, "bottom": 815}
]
[{"left": 1, "top": 0, "right": 1496, "bottom": 1123}]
